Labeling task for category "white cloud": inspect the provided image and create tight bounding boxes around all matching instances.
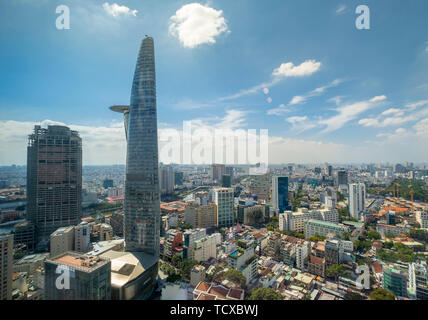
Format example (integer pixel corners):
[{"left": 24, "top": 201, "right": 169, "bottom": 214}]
[
  {"left": 287, "top": 78, "right": 343, "bottom": 106},
  {"left": 220, "top": 60, "right": 322, "bottom": 101},
  {"left": 381, "top": 108, "right": 403, "bottom": 116},
  {"left": 289, "top": 95, "right": 305, "bottom": 105},
  {"left": 272, "top": 60, "right": 321, "bottom": 78},
  {"left": 169, "top": 3, "right": 228, "bottom": 48},
  {"left": 369, "top": 95, "right": 387, "bottom": 102},
  {"left": 414, "top": 118, "right": 428, "bottom": 136},
  {"left": 358, "top": 99, "right": 428, "bottom": 128},
  {"left": 285, "top": 116, "right": 317, "bottom": 133},
  {"left": 336, "top": 5, "right": 347, "bottom": 15},
  {"left": 266, "top": 104, "right": 291, "bottom": 116},
  {"left": 319, "top": 95, "right": 387, "bottom": 133},
  {"left": 102, "top": 2, "right": 137, "bottom": 17},
  {"left": 406, "top": 99, "right": 428, "bottom": 110}
]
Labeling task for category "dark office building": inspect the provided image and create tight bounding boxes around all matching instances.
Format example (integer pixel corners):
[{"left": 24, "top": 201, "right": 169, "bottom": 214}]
[
  {"left": 174, "top": 171, "right": 184, "bottom": 186},
  {"left": 337, "top": 170, "right": 348, "bottom": 186},
  {"left": 327, "top": 165, "right": 333, "bottom": 177},
  {"left": 13, "top": 221, "right": 36, "bottom": 252},
  {"left": 222, "top": 174, "right": 231, "bottom": 188},
  {"left": 27, "top": 125, "right": 82, "bottom": 244},
  {"left": 103, "top": 179, "right": 114, "bottom": 189},
  {"left": 272, "top": 176, "right": 289, "bottom": 213}
]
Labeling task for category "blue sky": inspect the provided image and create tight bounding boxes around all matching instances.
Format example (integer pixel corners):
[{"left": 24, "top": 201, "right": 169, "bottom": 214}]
[{"left": 1, "top": 0, "right": 428, "bottom": 165}]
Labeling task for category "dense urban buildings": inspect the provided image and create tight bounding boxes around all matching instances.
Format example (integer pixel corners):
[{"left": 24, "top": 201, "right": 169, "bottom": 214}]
[{"left": 26, "top": 125, "right": 82, "bottom": 244}]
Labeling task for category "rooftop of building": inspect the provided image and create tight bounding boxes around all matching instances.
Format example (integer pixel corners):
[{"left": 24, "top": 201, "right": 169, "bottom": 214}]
[
  {"left": 15, "top": 253, "right": 49, "bottom": 265},
  {"left": 306, "top": 219, "right": 347, "bottom": 229},
  {"left": 48, "top": 251, "right": 109, "bottom": 272},
  {"left": 51, "top": 225, "right": 74, "bottom": 237},
  {"left": 99, "top": 250, "right": 157, "bottom": 288}
]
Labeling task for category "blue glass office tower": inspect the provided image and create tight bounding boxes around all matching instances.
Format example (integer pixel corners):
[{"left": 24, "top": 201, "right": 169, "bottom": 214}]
[
  {"left": 272, "top": 176, "right": 289, "bottom": 213},
  {"left": 109, "top": 37, "right": 160, "bottom": 300}
]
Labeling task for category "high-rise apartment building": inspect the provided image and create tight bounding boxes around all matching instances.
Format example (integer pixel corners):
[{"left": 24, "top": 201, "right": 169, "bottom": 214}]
[
  {"left": 383, "top": 266, "right": 407, "bottom": 298},
  {"left": 50, "top": 226, "right": 74, "bottom": 258},
  {"left": 27, "top": 125, "right": 82, "bottom": 244},
  {"left": 211, "top": 164, "right": 226, "bottom": 183},
  {"left": 213, "top": 187, "right": 234, "bottom": 227},
  {"left": 74, "top": 221, "right": 90, "bottom": 253},
  {"left": 0, "top": 234, "right": 13, "bottom": 300},
  {"left": 409, "top": 261, "right": 428, "bottom": 300},
  {"left": 348, "top": 183, "right": 366, "bottom": 220},
  {"left": 159, "top": 164, "right": 175, "bottom": 194},
  {"left": 184, "top": 202, "right": 217, "bottom": 229}
]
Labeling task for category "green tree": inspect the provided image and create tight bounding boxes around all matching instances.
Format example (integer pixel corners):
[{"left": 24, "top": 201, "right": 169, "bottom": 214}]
[
  {"left": 171, "top": 254, "right": 183, "bottom": 268},
  {"left": 369, "top": 288, "right": 396, "bottom": 300},
  {"left": 180, "top": 259, "right": 198, "bottom": 279},
  {"left": 345, "top": 292, "right": 364, "bottom": 300},
  {"left": 326, "top": 264, "right": 348, "bottom": 282},
  {"left": 367, "top": 230, "right": 381, "bottom": 240},
  {"left": 309, "top": 234, "right": 325, "bottom": 242},
  {"left": 248, "top": 287, "right": 283, "bottom": 300},
  {"left": 223, "top": 269, "right": 247, "bottom": 288}
]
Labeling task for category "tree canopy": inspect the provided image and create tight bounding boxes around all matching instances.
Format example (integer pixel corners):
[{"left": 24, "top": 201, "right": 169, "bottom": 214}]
[
  {"left": 248, "top": 287, "right": 283, "bottom": 300},
  {"left": 369, "top": 288, "right": 396, "bottom": 300}
]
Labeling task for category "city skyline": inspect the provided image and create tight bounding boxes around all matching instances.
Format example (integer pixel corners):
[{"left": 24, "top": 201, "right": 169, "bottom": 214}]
[{"left": 1, "top": 0, "right": 428, "bottom": 165}]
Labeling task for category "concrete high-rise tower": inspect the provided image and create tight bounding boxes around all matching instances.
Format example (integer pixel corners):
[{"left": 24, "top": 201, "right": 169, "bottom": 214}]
[
  {"left": 109, "top": 36, "right": 160, "bottom": 300},
  {"left": 348, "top": 183, "right": 366, "bottom": 220},
  {"left": 27, "top": 125, "right": 82, "bottom": 244}
]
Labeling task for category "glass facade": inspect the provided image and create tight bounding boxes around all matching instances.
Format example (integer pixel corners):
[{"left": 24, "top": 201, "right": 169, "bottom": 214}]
[
  {"left": 277, "top": 176, "right": 289, "bottom": 213},
  {"left": 124, "top": 36, "right": 160, "bottom": 256}
]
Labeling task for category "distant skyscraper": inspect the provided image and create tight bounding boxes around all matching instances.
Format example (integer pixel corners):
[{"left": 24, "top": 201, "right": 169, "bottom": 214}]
[
  {"left": 159, "top": 164, "right": 175, "bottom": 194},
  {"left": 103, "top": 179, "right": 114, "bottom": 189},
  {"left": 337, "top": 170, "right": 348, "bottom": 186},
  {"left": 0, "top": 234, "right": 13, "bottom": 300},
  {"left": 213, "top": 187, "right": 234, "bottom": 227},
  {"left": 110, "top": 36, "right": 160, "bottom": 299},
  {"left": 327, "top": 165, "right": 333, "bottom": 177},
  {"left": 211, "top": 164, "right": 226, "bottom": 183},
  {"left": 27, "top": 125, "right": 82, "bottom": 243},
  {"left": 348, "top": 183, "right": 366, "bottom": 220},
  {"left": 222, "top": 174, "right": 231, "bottom": 188},
  {"left": 174, "top": 171, "right": 184, "bottom": 186},
  {"left": 272, "top": 176, "right": 289, "bottom": 213}
]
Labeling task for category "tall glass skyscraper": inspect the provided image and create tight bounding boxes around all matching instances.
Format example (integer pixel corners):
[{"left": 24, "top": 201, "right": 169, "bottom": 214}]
[
  {"left": 124, "top": 36, "right": 160, "bottom": 254},
  {"left": 272, "top": 176, "right": 289, "bottom": 213},
  {"left": 109, "top": 36, "right": 160, "bottom": 300}
]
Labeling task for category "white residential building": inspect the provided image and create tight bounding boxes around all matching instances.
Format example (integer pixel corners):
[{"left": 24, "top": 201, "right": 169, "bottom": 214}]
[
  {"left": 74, "top": 221, "right": 90, "bottom": 253},
  {"left": 213, "top": 187, "right": 234, "bottom": 227},
  {"left": 348, "top": 183, "right": 366, "bottom": 220}
]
